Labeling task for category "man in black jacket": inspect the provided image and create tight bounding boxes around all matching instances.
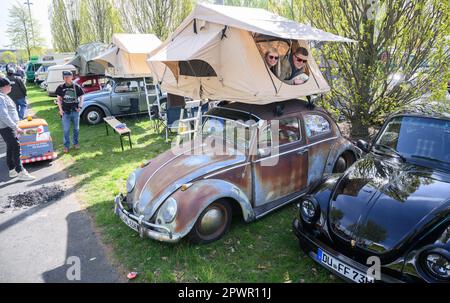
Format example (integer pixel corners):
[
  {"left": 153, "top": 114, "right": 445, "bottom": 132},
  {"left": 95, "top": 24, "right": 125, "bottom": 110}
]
[{"left": 6, "top": 68, "right": 27, "bottom": 120}]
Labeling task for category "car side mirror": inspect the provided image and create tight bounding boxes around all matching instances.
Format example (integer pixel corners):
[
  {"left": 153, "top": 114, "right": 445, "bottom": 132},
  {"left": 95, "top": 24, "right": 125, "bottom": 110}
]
[
  {"left": 258, "top": 148, "right": 271, "bottom": 157},
  {"left": 356, "top": 139, "right": 369, "bottom": 152}
]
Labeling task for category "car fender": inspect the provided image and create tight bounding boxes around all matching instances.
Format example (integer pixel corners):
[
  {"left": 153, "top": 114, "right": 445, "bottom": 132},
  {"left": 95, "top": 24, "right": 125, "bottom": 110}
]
[
  {"left": 324, "top": 138, "right": 361, "bottom": 174},
  {"left": 81, "top": 102, "right": 111, "bottom": 117},
  {"left": 165, "top": 179, "right": 255, "bottom": 238}
]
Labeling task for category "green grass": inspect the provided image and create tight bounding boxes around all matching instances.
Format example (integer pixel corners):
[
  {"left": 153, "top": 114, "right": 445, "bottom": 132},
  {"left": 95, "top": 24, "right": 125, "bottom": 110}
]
[{"left": 27, "top": 85, "right": 336, "bottom": 283}]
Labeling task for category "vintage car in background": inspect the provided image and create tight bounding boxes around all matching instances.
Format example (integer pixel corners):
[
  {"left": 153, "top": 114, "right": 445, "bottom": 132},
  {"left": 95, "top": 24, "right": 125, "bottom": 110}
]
[
  {"left": 114, "top": 100, "right": 360, "bottom": 243},
  {"left": 293, "top": 109, "right": 450, "bottom": 283},
  {"left": 74, "top": 75, "right": 108, "bottom": 94},
  {"left": 80, "top": 77, "right": 166, "bottom": 125}
]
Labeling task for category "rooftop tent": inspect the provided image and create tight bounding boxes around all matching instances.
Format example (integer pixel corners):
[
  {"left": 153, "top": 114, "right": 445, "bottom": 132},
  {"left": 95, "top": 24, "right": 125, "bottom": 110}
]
[
  {"left": 148, "top": 3, "right": 355, "bottom": 104},
  {"left": 69, "top": 42, "right": 109, "bottom": 76},
  {"left": 93, "top": 34, "right": 162, "bottom": 78}
]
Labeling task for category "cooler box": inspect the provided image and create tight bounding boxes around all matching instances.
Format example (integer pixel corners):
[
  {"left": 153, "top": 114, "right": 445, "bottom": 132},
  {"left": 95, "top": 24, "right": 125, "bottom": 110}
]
[{"left": 18, "top": 118, "right": 57, "bottom": 164}]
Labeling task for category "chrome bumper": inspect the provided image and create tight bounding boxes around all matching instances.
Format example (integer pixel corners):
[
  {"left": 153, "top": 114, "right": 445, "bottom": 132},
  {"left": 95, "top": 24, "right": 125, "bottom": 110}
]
[{"left": 114, "top": 194, "right": 182, "bottom": 243}]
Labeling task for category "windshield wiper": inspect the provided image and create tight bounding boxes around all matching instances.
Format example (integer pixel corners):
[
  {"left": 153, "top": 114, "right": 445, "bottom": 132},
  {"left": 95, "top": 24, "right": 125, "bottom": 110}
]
[
  {"left": 373, "top": 143, "right": 406, "bottom": 162},
  {"left": 409, "top": 155, "right": 450, "bottom": 165}
]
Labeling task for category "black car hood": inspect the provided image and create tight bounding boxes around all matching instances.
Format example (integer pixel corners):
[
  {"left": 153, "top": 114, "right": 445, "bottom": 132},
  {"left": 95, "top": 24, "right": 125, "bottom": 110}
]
[{"left": 329, "top": 153, "right": 450, "bottom": 255}]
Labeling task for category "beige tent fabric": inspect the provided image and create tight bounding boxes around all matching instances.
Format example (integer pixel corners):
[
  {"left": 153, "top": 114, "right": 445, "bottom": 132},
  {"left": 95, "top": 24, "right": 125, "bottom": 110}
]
[
  {"left": 93, "top": 34, "right": 163, "bottom": 78},
  {"left": 148, "top": 4, "right": 353, "bottom": 104}
]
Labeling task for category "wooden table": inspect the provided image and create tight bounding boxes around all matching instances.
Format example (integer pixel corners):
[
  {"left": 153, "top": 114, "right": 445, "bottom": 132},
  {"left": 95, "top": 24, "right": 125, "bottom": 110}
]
[{"left": 103, "top": 116, "right": 132, "bottom": 151}]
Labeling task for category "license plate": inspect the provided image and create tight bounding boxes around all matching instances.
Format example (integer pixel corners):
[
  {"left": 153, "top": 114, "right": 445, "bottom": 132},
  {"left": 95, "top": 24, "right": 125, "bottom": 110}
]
[
  {"left": 317, "top": 248, "right": 374, "bottom": 283},
  {"left": 119, "top": 211, "right": 139, "bottom": 232}
]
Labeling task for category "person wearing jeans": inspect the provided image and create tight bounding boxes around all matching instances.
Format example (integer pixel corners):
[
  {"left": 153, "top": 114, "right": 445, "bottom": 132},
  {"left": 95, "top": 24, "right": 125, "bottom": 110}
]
[
  {"left": 55, "top": 71, "right": 84, "bottom": 153},
  {"left": 6, "top": 68, "right": 27, "bottom": 120},
  {"left": 0, "top": 77, "right": 35, "bottom": 181},
  {"left": 62, "top": 110, "right": 80, "bottom": 150}
]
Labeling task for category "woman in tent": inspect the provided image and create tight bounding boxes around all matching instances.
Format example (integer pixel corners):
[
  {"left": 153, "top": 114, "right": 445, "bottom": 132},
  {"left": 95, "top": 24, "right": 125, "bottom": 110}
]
[{"left": 264, "top": 47, "right": 281, "bottom": 77}]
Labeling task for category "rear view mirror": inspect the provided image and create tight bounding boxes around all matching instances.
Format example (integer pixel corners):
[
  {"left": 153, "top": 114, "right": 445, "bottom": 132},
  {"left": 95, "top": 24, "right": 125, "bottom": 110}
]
[{"left": 356, "top": 139, "right": 369, "bottom": 152}]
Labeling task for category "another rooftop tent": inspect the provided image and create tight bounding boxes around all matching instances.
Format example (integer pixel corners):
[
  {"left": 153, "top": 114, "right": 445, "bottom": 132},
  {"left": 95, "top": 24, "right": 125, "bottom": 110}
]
[
  {"left": 147, "top": 3, "right": 355, "bottom": 104},
  {"left": 93, "top": 34, "right": 163, "bottom": 78},
  {"left": 69, "top": 42, "right": 109, "bottom": 76}
]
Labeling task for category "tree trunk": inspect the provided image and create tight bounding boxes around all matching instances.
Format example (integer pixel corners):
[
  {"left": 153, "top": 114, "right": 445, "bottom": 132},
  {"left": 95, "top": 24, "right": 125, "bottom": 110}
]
[{"left": 349, "top": 115, "right": 370, "bottom": 140}]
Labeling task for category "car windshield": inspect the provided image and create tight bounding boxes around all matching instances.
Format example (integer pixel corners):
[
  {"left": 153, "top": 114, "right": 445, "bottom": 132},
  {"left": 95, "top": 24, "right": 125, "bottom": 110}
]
[
  {"left": 374, "top": 116, "right": 450, "bottom": 169},
  {"left": 202, "top": 116, "right": 254, "bottom": 152}
]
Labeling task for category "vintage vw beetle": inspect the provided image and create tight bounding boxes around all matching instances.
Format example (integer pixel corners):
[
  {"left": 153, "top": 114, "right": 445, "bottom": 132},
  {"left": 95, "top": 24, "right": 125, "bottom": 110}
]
[
  {"left": 293, "top": 109, "right": 450, "bottom": 282},
  {"left": 115, "top": 100, "right": 359, "bottom": 243}
]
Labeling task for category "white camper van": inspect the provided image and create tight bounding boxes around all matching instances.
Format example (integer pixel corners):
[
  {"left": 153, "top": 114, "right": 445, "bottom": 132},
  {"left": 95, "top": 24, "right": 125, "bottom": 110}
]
[
  {"left": 46, "top": 64, "right": 77, "bottom": 96},
  {"left": 35, "top": 53, "right": 74, "bottom": 85}
]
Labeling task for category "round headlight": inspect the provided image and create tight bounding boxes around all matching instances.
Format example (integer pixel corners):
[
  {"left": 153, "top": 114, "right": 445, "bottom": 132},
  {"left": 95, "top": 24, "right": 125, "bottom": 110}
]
[
  {"left": 126, "top": 172, "right": 136, "bottom": 193},
  {"left": 424, "top": 252, "right": 450, "bottom": 280},
  {"left": 161, "top": 197, "right": 177, "bottom": 223},
  {"left": 300, "top": 199, "right": 319, "bottom": 224}
]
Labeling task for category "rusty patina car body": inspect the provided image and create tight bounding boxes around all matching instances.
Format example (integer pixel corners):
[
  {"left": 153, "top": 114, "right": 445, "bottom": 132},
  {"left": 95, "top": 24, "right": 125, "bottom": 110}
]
[{"left": 115, "top": 100, "right": 360, "bottom": 243}]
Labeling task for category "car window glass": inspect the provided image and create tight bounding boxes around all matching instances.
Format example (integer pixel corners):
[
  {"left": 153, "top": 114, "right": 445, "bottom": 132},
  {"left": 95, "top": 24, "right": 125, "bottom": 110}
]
[
  {"left": 139, "top": 80, "right": 156, "bottom": 94},
  {"left": 278, "top": 117, "right": 301, "bottom": 145},
  {"left": 304, "top": 114, "right": 331, "bottom": 137},
  {"left": 115, "top": 80, "right": 139, "bottom": 93},
  {"left": 376, "top": 116, "right": 450, "bottom": 165},
  {"left": 258, "top": 125, "right": 272, "bottom": 148},
  {"left": 82, "top": 80, "right": 93, "bottom": 87}
]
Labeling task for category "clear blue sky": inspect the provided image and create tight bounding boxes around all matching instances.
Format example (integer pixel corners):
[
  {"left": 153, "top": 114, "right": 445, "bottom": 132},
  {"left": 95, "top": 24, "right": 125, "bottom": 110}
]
[{"left": 0, "top": 0, "right": 53, "bottom": 49}]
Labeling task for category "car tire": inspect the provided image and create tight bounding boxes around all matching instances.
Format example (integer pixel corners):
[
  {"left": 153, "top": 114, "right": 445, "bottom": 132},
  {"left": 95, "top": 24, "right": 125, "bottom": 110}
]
[
  {"left": 188, "top": 199, "right": 232, "bottom": 244},
  {"left": 82, "top": 106, "right": 104, "bottom": 125},
  {"left": 332, "top": 152, "right": 355, "bottom": 173}
]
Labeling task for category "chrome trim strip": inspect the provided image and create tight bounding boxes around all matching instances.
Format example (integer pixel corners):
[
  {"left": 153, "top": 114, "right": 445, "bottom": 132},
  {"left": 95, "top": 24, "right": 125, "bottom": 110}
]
[
  {"left": 253, "top": 136, "right": 338, "bottom": 163},
  {"left": 137, "top": 144, "right": 206, "bottom": 200},
  {"left": 203, "top": 162, "right": 249, "bottom": 179}
]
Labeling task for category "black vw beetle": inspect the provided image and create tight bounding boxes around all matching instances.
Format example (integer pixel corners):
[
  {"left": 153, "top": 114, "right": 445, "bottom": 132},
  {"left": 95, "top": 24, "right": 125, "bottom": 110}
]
[{"left": 293, "top": 108, "right": 450, "bottom": 283}]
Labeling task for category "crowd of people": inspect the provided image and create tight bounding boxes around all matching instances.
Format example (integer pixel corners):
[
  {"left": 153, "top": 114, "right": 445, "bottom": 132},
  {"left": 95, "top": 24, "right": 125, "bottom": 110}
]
[
  {"left": 0, "top": 64, "right": 85, "bottom": 182},
  {"left": 263, "top": 46, "right": 310, "bottom": 85},
  {"left": 0, "top": 75, "right": 35, "bottom": 181}
]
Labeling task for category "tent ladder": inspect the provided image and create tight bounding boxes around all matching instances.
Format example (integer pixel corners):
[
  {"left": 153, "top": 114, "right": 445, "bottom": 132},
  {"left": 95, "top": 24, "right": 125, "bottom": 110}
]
[
  {"left": 176, "top": 99, "right": 204, "bottom": 145},
  {"left": 143, "top": 77, "right": 164, "bottom": 132}
]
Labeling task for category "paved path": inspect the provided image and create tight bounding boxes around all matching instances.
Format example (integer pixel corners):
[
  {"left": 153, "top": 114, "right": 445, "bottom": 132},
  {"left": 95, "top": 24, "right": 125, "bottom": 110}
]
[{"left": 0, "top": 152, "right": 122, "bottom": 282}]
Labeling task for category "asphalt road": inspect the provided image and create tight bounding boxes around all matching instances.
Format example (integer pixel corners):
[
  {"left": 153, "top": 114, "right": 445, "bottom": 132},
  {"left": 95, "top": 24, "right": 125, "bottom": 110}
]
[{"left": 0, "top": 147, "right": 121, "bottom": 282}]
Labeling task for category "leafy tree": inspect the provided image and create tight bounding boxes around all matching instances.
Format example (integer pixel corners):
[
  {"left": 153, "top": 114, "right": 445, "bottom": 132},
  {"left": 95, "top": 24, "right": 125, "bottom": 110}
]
[
  {"left": 6, "top": 1, "right": 45, "bottom": 60},
  {"left": 83, "top": 0, "right": 123, "bottom": 44},
  {"left": 118, "top": 0, "right": 193, "bottom": 40},
  {"left": 50, "top": 0, "right": 84, "bottom": 52},
  {"left": 50, "top": 0, "right": 123, "bottom": 51},
  {"left": 0, "top": 51, "right": 17, "bottom": 64},
  {"left": 281, "top": 0, "right": 449, "bottom": 138}
]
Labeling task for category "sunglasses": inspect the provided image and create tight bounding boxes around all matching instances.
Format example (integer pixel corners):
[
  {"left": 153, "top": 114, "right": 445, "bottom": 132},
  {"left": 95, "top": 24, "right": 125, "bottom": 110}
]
[
  {"left": 294, "top": 55, "right": 307, "bottom": 63},
  {"left": 268, "top": 55, "right": 279, "bottom": 60}
]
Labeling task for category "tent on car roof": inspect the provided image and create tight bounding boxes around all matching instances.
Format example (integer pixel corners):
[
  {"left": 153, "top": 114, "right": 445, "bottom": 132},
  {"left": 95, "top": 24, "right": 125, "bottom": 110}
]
[
  {"left": 69, "top": 42, "right": 109, "bottom": 76},
  {"left": 93, "top": 34, "right": 162, "bottom": 78},
  {"left": 148, "top": 3, "right": 355, "bottom": 104}
]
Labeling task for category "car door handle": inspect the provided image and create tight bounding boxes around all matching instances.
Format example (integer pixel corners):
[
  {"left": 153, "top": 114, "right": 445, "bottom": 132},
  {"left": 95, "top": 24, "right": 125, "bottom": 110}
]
[{"left": 297, "top": 148, "right": 308, "bottom": 155}]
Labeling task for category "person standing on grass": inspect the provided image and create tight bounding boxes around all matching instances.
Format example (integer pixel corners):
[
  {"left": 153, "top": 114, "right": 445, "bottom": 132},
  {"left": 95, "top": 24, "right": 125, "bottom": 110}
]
[
  {"left": 56, "top": 71, "right": 84, "bottom": 153},
  {"left": 0, "top": 78, "right": 36, "bottom": 181},
  {"left": 6, "top": 68, "right": 28, "bottom": 120}
]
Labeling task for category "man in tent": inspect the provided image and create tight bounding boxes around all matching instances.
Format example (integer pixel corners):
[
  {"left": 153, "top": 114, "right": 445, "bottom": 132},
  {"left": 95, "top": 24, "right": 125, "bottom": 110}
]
[{"left": 279, "top": 47, "right": 310, "bottom": 85}]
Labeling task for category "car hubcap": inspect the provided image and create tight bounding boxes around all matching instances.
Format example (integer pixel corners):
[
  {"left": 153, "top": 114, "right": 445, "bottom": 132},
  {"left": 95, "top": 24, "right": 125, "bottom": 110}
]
[
  {"left": 198, "top": 206, "right": 226, "bottom": 236},
  {"left": 87, "top": 111, "right": 100, "bottom": 123}
]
